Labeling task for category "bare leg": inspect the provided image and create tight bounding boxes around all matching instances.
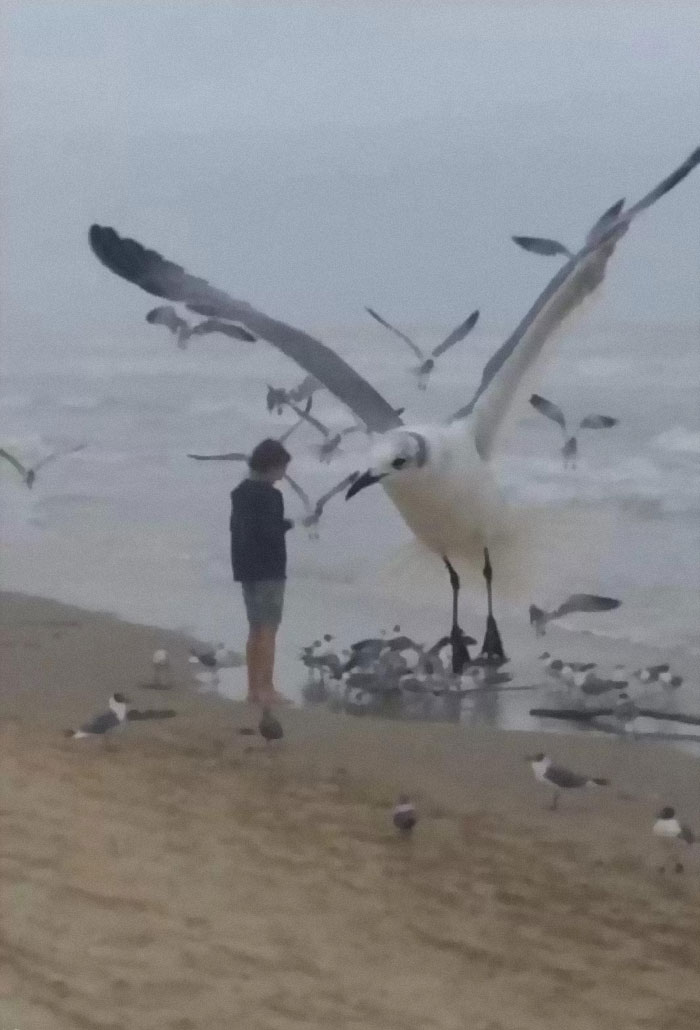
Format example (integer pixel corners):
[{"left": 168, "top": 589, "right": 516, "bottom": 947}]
[
  {"left": 246, "top": 629, "right": 261, "bottom": 703},
  {"left": 257, "top": 625, "right": 279, "bottom": 705}
]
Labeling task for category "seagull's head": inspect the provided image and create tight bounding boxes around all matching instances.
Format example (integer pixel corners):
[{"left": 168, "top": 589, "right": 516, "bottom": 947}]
[
  {"left": 658, "top": 806, "right": 676, "bottom": 820},
  {"left": 345, "top": 431, "right": 428, "bottom": 499}
]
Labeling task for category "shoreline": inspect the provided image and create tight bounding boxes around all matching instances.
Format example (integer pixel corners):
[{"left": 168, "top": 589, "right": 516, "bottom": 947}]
[{"left": 2, "top": 590, "right": 700, "bottom": 1028}]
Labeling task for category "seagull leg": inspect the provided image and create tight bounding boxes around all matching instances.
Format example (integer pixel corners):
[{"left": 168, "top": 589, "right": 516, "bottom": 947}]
[
  {"left": 480, "top": 548, "right": 506, "bottom": 663},
  {"left": 442, "top": 556, "right": 471, "bottom": 674},
  {"left": 549, "top": 790, "right": 559, "bottom": 812}
]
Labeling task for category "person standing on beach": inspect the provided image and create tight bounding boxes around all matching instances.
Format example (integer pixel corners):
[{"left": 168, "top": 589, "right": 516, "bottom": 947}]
[{"left": 230, "top": 439, "right": 293, "bottom": 705}]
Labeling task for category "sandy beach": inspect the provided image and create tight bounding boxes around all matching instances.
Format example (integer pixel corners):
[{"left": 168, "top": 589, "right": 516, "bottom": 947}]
[{"left": 2, "top": 591, "right": 700, "bottom": 1030}]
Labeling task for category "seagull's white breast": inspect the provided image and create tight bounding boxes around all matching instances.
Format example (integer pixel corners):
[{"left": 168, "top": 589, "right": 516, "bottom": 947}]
[{"left": 382, "top": 426, "right": 503, "bottom": 561}]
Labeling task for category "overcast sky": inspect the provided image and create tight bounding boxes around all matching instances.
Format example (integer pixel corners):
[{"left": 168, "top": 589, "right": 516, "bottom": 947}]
[{"left": 3, "top": 1, "right": 699, "bottom": 357}]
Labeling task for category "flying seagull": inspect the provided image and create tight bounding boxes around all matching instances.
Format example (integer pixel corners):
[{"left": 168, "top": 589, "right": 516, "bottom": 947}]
[
  {"left": 285, "top": 399, "right": 364, "bottom": 461},
  {"left": 88, "top": 146, "right": 700, "bottom": 651},
  {"left": 529, "top": 594, "right": 621, "bottom": 636},
  {"left": 266, "top": 373, "right": 321, "bottom": 414},
  {"left": 365, "top": 306, "right": 479, "bottom": 390},
  {"left": 146, "top": 304, "right": 256, "bottom": 348},
  {"left": 66, "top": 692, "right": 130, "bottom": 739},
  {"left": 0, "top": 443, "right": 87, "bottom": 489},
  {"left": 512, "top": 198, "right": 626, "bottom": 259},
  {"left": 529, "top": 393, "right": 618, "bottom": 467},
  {"left": 526, "top": 752, "right": 609, "bottom": 810},
  {"left": 282, "top": 471, "right": 360, "bottom": 537},
  {"left": 186, "top": 401, "right": 310, "bottom": 462}
]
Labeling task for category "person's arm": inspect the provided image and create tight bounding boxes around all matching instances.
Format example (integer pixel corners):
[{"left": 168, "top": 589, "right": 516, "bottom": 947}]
[{"left": 251, "top": 487, "right": 289, "bottom": 547}]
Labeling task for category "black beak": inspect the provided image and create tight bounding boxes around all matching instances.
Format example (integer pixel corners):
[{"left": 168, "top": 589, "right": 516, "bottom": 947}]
[{"left": 345, "top": 470, "right": 385, "bottom": 500}]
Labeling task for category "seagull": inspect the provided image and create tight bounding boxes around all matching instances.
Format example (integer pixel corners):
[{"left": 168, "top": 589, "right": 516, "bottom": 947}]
[
  {"left": 392, "top": 795, "right": 417, "bottom": 835},
  {"left": 659, "top": 669, "right": 683, "bottom": 690},
  {"left": 88, "top": 146, "right": 700, "bottom": 649},
  {"left": 285, "top": 399, "right": 364, "bottom": 461},
  {"left": 66, "top": 693, "right": 130, "bottom": 739},
  {"left": 613, "top": 692, "right": 639, "bottom": 736},
  {"left": 529, "top": 595, "right": 621, "bottom": 636},
  {"left": 526, "top": 752, "right": 609, "bottom": 810},
  {"left": 187, "top": 400, "right": 310, "bottom": 465},
  {"left": 0, "top": 443, "right": 87, "bottom": 489},
  {"left": 653, "top": 806, "right": 695, "bottom": 873},
  {"left": 146, "top": 304, "right": 256, "bottom": 349},
  {"left": 365, "top": 306, "right": 480, "bottom": 390},
  {"left": 259, "top": 707, "right": 284, "bottom": 744},
  {"left": 529, "top": 393, "right": 618, "bottom": 468},
  {"left": 512, "top": 197, "right": 626, "bottom": 258},
  {"left": 188, "top": 646, "right": 216, "bottom": 671},
  {"left": 634, "top": 663, "right": 670, "bottom": 684},
  {"left": 266, "top": 373, "right": 321, "bottom": 414},
  {"left": 151, "top": 648, "right": 171, "bottom": 687},
  {"left": 282, "top": 471, "right": 361, "bottom": 537}
]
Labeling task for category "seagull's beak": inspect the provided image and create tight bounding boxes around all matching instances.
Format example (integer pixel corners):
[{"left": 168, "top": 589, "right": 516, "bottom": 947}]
[{"left": 345, "top": 470, "right": 386, "bottom": 500}]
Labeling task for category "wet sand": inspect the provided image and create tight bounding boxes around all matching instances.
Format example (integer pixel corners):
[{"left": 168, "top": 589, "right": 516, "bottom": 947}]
[{"left": 1, "top": 591, "right": 700, "bottom": 1029}]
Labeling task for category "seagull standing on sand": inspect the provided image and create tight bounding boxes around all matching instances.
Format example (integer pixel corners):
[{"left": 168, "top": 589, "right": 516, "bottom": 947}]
[
  {"left": 66, "top": 693, "right": 130, "bottom": 739},
  {"left": 365, "top": 306, "right": 480, "bottom": 390},
  {"left": 88, "top": 146, "right": 700, "bottom": 652},
  {"left": 527, "top": 753, "right": 609, "bottom": 810},
  {"left": 653, "top": 806, "right": 696, "bottom": 873},
  {"left": 392, "top": 795, "right": 417, "bottom": 835},
  {"left": 529, "top": 393, "right": 618, "bottom": 468},
  {"left": 0, "top": 444, "right": 87, "bottom": 489},
  {"left": 151, "top": 648, "right": 171, "bottom": 687}
]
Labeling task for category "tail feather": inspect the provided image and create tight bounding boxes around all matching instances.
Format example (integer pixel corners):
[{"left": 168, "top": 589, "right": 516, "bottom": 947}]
[{"left": 590, "top": 777, "right": 610, "bottom": 787}]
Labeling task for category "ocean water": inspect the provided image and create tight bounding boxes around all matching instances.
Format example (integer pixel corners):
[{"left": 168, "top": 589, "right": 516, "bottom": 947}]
[{"left": 2, "top": 320, "right": 699, "bottom": 700}]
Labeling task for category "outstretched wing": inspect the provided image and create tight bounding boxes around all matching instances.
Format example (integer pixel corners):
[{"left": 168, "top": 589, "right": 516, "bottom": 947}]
[
  {"left": 451, "top": 147, "right": 700, "bottom": 459},
  {"left": 529, "top": 393, "right": 567, "bottom": 431},
  {"left": 89, "top": 226, "right": 402, "bottom": 433},
  {"left": 315, "top": 472, "right": 360, "bottom": 515},
  {"left": 431, "top": 309, "right": 480, "bottom": 358},
  {"left": 0, "top": 448, "right": 28, "bottom": 478},
  {"left": 586, "top": 198, "right": 625, "bottom": 244},
  {"left": 289, "top": 374, "right": 322, "bottom": 404},
  {"left": 365, "top": 306, "right": 424, "bottom": 361},
  {"left": 188, "top": 318, "right": 256, "bottom": 342},
  {"left": 579, "top": 414, "right": 618, "bottom": 430},
  {"left": 512, "top": 236, "right": 573, "bottom": 258},
  {"left": 282, "top": 473, "right": 312, "bottom": 515},
  {"left": 33, "top": 443, "right": 87, "bottom": 472},
  {"left": 146, "top": 305, "right": 187, "bottom": 333},
  {"left": 286, "top": 400, "right": 329, "bottom": 437},
  {"left": 552, "top": 594, "right": 621, "bottom": 619},
  {"left": 187, "top": 452, "right": 248, "bottom": 461}
]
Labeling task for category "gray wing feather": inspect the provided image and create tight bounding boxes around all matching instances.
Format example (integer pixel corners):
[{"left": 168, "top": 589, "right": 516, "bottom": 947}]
[
  {"left": 365, "top": 306, "right": 424, "bottom": 361},
  {"left": 450, "top": 147, "right": 700, "bottom": 453},
  {"left": 89, "top": 226, "right": 402, "bottom": 433},
  {"left": 187, "top": 452, "right": 248, "bottom": 461},
  {"left": 530, "top": 393, "right": 567, "bottom": 431},
  {"left": 552, "top": 595, "right": 621, "bottom": 619},
  {"left": 282, "top": 473, "right": 312, "bottom": 515},
  {"left": 547, "top": 764, "right": 588, "bottom": 788},
  {"left": 512, "top": 236, "right": 573, "bottom": 258},
  {"left": 431, "top": 309, "right": 480, "bottom": 358},
  {"left": 33, "top": 443, "right": 87, "bottom": 473},
  {"left": 586, "top": 198, "right": 625, "bottom": 243},
  {"left": 81, "top": 710, "right": 119, "bottom": 734},
  {"left": 188, "top": 318, "right": 256, "bottom": 342},
  {"left": 315, "top": 473, "right": 360, "bottom": 514},
  {"left": 0, "top": 448, "right": 28, "bottom": 477},
  {"left": 578, "top": 414, "right": 618, "bottom": 430}
]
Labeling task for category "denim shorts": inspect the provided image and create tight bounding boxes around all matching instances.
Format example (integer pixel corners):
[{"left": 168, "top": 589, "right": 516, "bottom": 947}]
[{"left": 241, "top": 579, "right": 285, "bottom": 628}]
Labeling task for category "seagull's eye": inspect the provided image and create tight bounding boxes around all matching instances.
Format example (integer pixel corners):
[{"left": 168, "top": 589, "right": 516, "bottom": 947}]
[{"left": 392, "top": 457, "right": 407, "bottom": 470}]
